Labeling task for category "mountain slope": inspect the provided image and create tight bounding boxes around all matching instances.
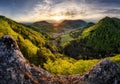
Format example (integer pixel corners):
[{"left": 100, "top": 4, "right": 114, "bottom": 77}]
[
  {"left": 70, "top": 22, "right": 95, "bottom": 38},
  {"left": 0, "top": 16, "right": 56, "bottom": 66},
  {"left": 63, "top": 17, "right": 120, "bottom": 59},
  {"left": 0, "top": 16, "right": 45, "bottom": 45},
  {"left": 82, "top": 17, "right": 120, "bottom": 52}
]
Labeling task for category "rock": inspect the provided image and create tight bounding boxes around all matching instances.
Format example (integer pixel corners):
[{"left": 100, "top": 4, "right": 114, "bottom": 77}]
[
  {"left": 84, "top": 59, "right": 120, "bottom": 84},
  {"left": 0, "top": 35, "right": 51, "bottom": 84}
]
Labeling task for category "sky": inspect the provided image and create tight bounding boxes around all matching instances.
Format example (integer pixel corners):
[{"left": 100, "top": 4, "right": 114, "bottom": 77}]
[{"left": 0, "top": 0, "right": 120, "bottom": 22}]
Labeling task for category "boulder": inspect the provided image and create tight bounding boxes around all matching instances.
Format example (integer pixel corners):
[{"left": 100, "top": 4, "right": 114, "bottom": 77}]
[{"left": 84, "top": 59, "right": 120, "bottom": 84}]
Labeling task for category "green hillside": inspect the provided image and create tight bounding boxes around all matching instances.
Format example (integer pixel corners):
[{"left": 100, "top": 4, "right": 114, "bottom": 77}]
[
  {"left": 70, "top": 22, "right": 95, "bottom": 38},
  {"left": 0, "top": 16, "right": 56, "bottom": 66},
  {"left": 63, "top": 17, "right": 120, "bottom": 59},
  {"left": 59, "top": 20, "right": 87, "bottom": 29}
]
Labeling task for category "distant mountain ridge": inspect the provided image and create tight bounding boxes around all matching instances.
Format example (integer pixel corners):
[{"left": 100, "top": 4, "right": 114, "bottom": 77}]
[
  {"left": 59, "top": 19, "right": 87, "bottom": 29},
  {"left": 31, "top": 19, "right": 87, "bottom": 33},
  {"left": 31, "top": 21, "right": 54, "bottom": 33}
]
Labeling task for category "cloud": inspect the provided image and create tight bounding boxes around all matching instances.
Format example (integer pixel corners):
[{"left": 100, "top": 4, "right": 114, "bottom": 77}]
[
  {"left": 1, "top": 0, "right": 119, "bottom": 22},
  {"left": 44, "top": 0, "right": 52, "bottom": 4},
  {"left": 25, "top": 0, "right": 90, "bottom": 21},
  {"left": 102, "top": 8, "right": 120, "bottom": 14}
]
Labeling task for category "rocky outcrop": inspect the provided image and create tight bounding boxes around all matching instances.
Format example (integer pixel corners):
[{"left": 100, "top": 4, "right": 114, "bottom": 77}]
[
  {"left": 0, "top": 35, "right": 52, "bottom": 84},
  {"left": 0, "top": 35, "right": 83, "bottom": 84},
  {"left": 0, "top": 35, "right": 120, "bottom": 84},
  {"left": 84, "top": 59, "right": 120, "bottom": 84}
]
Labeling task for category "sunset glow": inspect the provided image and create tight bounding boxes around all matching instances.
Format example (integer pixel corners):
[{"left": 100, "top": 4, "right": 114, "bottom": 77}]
[
  {"left": 52, "top": 16, "right": 65, "bottom": 22},
  {"left": 0, "top": 0, "right": 119, "bottom": 22}
]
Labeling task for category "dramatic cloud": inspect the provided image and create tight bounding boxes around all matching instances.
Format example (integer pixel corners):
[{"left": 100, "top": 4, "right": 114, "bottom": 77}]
[{"left": 0, "top": 0, "right": 119, "bottom": 22}]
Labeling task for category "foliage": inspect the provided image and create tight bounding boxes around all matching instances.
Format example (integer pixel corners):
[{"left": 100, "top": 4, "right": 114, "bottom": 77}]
[
  {"left": 108, "top": 54, "right": 120, "bottom": 65},
  {"left": 59, "top": 20, "right": 87, "bottom": 29},
  {"left": 0, "top": 16, "right": 56, "bottom": 66},
  {"left": 70, "top": 22, "right": 95, "bottom": 38},
  {"left": 44, "top": 58, "right": 99, "bottom": 75},
  {"left": 63, "top": 17, "right": 120, "bottom": 59},
  {"left": 44, "top": 54, "right": 120, "bottom": 75},
  {"left": 60, "top": 34, "right": 74, "bottom": 46},
  {"left": 31, "top": 21, "right": 55, "bottom": 33}
]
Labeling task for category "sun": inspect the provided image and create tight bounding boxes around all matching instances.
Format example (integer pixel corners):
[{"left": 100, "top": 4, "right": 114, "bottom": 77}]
[{"left": 52, "top": 16, "right": 65, "bottom": 22}]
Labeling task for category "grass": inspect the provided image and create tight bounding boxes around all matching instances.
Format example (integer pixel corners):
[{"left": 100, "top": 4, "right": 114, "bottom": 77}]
[{"left": 108, "top": 54, "right": 120, "bottom": 65}]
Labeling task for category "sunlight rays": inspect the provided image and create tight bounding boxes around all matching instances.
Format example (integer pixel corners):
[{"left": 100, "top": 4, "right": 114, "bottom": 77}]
[{"left": 52, "top": 15, "right": 66, "bottom": 22}]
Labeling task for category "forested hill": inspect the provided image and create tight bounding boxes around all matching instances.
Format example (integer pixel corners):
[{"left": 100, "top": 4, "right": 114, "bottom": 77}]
[
  {"left": 0, "top": 15, "right": 57, "bottom": 66},
  {"left": 31, "top": 21, "right": 54, "bottom": 33},
  {"left": 63, "top": 17, "right": 120, "bottom": 59},
  {"left": 59, "top": 19, "right": 87, "bottom": 29}
]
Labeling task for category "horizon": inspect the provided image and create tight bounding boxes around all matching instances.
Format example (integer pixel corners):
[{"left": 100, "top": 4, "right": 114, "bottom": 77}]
[
  {"left": 0, "top": 0, "right": 120, "bottom": 23},
  {"left": 1, "top": 15, "right": 120, "bottom": 24}
]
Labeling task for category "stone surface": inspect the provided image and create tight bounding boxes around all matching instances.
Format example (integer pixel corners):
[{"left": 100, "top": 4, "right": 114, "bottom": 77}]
[
  {"left": 84, "top": 59, "right": 120, "bottom": 84},
  {"left": 0, "top": 35, "right": 52, "bottom": 84}
]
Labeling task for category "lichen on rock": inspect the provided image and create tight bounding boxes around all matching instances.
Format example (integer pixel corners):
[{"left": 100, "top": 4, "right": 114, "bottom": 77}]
[
  {"left": 84, "top": 59, "right": 120, "bottom": 84},
  {"left": 0, "top": 35, "right": 51, "bottom": 84}
]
